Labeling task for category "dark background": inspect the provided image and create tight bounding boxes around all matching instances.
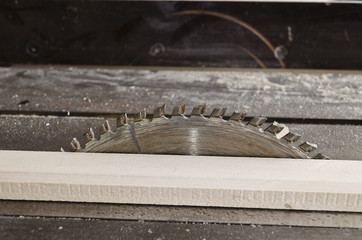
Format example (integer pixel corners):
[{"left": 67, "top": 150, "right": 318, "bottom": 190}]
[{"left": 1, "top": 0, "right": 361, "bottom": 69}]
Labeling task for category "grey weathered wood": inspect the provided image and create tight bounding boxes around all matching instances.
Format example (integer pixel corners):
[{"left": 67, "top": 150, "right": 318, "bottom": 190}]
[
  {"left": 1, "top": 200, "right": 361, "bottom": 228},
  {"left": 0, "top": 115, "right": 360, "bottom": 159},
  {"left": 0, "top": 115, "right": 107, "bottom": 152},
  {"left": 0, "top": 67, "right": 361, "bottom": 120},
  {"left": 0, "top": 216, "right": 361, "bottom": 240},
  {"left": 287, "top": 123, "right": 362, "bottom": 160}
]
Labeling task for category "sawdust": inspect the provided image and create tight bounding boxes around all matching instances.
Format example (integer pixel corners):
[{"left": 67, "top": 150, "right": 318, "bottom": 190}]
[{"left": 1, "top": 67, "right": 361, "bottom": 119}]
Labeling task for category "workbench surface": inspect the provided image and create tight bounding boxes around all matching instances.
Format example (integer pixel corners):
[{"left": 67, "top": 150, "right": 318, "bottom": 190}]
[{"left": 0, "top": 66, "right": 361, "bottom": 239}]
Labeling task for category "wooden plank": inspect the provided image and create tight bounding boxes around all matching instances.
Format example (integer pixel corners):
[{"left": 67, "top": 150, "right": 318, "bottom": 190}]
[
  {"left": 1, "top": 200, "right": 362, "bottom": 228},
  {"left": 1, "top": 151, "right": 362, "bottom": 212},
  {"left": 1, "top": 216, "right": 361, "bottom": 240},
  {"left": 1, "top": 115, "right": 360, "bottom": 160},
  {"left": 0, "top": 67, "right": 361, "bottom": 120}
]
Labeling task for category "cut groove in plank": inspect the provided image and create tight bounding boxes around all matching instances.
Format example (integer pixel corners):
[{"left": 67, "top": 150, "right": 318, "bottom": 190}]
[{"left": 0, "top": 151, "right": 362, "bottom": 212}]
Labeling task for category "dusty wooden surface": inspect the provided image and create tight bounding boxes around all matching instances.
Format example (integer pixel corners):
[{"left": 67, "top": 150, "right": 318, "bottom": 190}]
[
  {"left": 0, "top": 67, "right": 361, "bottom": 120},
  {"left": 1, "top": 200, "right": 362, "bottom": 228},
  {"left": 1, "top": 216, "right": 361, "bottom": 240}
]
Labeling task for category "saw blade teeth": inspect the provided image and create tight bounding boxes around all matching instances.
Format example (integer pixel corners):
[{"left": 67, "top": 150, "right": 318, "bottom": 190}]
[
  {"left": 299, "top": 142, "right": 318, "bottom": 153},
  {"left": 191, "top": 104, "right": 206, "bottom": 116},
  {"left": 266, "top": 121, "right": 289, "bottom": 139},
  {"left": 85, "top": 128, "right": 95, "bottom": 142},
  {"left": 230, "top": 111, "right": 246, "bottom": 121},
  {"left": 283, "top": 132, "right": 301, "bottom": 143},
  {"left": 153, "top": 104, "right": 165, "bottom": 118},
  {"left": 211, "top": 108, "right": 227, "bottom": 118},
  {"left": 102, "top": 120, "right": 111, "bottom": 132},
  {"left": 70, "top": 137, "right": 81, "bottom": 151},
  {"left": 69, "top": 104, "right": 329, "bottom": 159},
  {"left": 248, "top": 116, "right": 267, "bottom": 127},
  {"left": 266, "top": 122, "right": 283, "bottom": 134},
  {"left": 116, "top": 114, "right": 127, "bottom": 128},
  {"left": 134, "top": 109, "right": 146, "bottom": 122},
  {"left": 313, "top": 153, "right": 331, "bottom": 160},
  {"left": 172, "top": 104, "right": 186, "bottom": 116}
]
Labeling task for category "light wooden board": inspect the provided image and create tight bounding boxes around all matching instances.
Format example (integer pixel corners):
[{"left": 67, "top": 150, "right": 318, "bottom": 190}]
[{"left": 1, "top": 151, "right": 362, "bottom": 212}]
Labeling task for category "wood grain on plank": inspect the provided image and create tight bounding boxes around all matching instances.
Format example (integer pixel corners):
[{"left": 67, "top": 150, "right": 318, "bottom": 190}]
[
  {"left": 0, "top": 67, "right": 361, "bottom": 119},
  {"left": 1, "top": 151, "right": 362, "bottom": 212}
]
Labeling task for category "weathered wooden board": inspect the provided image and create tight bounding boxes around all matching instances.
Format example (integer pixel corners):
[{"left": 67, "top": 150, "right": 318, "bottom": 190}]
[
  {"left": 1, "top": 115, "right": 360, "bottom": 159},
  {"left": 1, "top": 151, "right": 362, "bottom": 212},
  {"left": 287, "top": 123, "right": 362, "bottom": 160},
  {"left": 1, "top": 216, "right": 361, "bottom": 240},
  {"left": 1, "top": 200, "right": 362, "bottom": 228},
  {"left": 0, "top": 115, "right": 107, "bottom": 152},
  {"left": 1, "top": 215, "right": 362, "bottom": 240},
  {"left": 0, "top": 67, "right": 361, "bottom": 120}
]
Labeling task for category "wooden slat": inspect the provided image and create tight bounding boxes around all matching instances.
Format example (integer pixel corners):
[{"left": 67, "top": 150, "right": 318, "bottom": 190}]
[
  {"left": 1, "top": 151, "right": 362, "bottom": 212},
  {"left": 1, "top": 67, "right": 361, "bottom": 120},
  {"left": 1, "top": 115, "right": 360, "bottom": 160}
]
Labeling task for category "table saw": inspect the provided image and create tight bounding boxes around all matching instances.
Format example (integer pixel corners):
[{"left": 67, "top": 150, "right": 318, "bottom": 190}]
[{"left": 0, "top": 1, "right": 362, "bottom": 239}]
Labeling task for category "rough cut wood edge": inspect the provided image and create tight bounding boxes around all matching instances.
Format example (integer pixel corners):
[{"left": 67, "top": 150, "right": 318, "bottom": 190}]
[{"left": 0, "top": 151, "right": 362, "bottom": 212}]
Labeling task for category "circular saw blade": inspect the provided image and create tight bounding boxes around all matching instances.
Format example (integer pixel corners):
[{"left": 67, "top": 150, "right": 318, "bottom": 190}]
[{"left": 70, "top": 104, "right": 330, "bottom": 159}]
